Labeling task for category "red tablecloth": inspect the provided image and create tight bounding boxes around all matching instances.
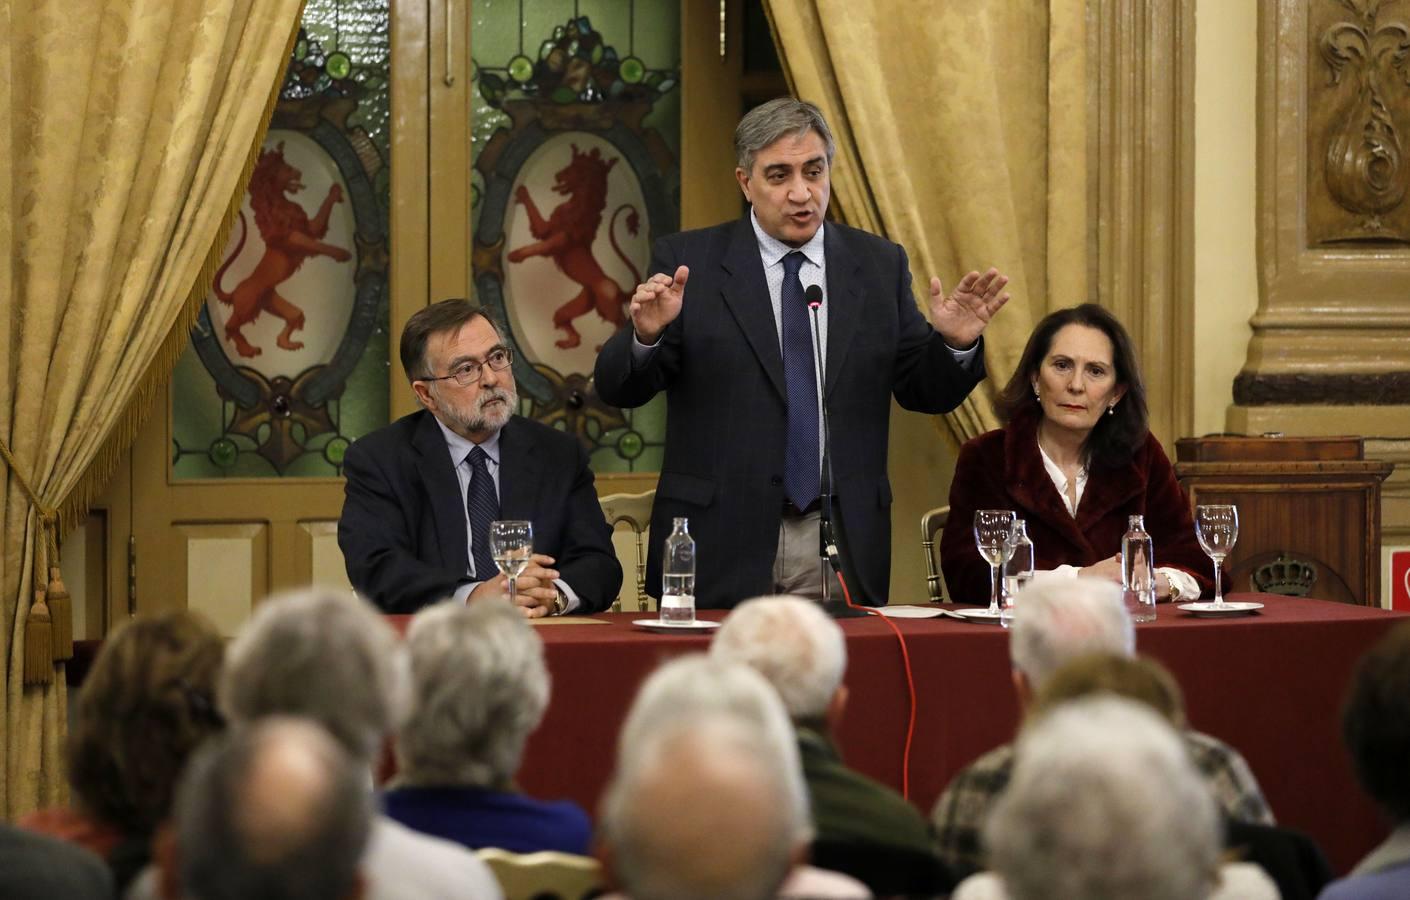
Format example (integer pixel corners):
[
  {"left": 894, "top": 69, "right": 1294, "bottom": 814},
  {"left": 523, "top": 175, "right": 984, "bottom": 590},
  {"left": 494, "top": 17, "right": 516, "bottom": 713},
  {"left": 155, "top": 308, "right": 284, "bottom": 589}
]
[{"left": 389, "top": 593, "right": 1408, "bottom": 874}]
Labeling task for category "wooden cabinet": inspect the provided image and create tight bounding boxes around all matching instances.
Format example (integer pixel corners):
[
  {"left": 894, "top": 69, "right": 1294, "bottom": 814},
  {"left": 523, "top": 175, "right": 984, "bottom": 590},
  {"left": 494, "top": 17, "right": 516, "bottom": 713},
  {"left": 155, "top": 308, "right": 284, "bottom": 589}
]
[{"left": 1175, "top": 436, "right": 1392, "bottom": 606}]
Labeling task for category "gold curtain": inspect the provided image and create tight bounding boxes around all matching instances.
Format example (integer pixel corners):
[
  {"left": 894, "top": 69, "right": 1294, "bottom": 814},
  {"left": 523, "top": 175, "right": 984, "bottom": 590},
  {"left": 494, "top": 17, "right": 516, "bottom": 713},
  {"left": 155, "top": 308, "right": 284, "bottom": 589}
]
[
  {"left": 0, "top": 0, "right": 303, "bottom": 817},
  {"left": 764, "top": 0, "right": 1089, "bottom": 442}
]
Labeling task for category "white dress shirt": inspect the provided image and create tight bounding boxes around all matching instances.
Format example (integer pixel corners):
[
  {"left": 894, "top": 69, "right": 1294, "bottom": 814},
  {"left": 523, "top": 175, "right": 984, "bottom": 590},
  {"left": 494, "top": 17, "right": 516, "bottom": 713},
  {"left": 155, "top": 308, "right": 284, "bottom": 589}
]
[{"left": 436, "top": 419, "right": 581, "bottom": 612}]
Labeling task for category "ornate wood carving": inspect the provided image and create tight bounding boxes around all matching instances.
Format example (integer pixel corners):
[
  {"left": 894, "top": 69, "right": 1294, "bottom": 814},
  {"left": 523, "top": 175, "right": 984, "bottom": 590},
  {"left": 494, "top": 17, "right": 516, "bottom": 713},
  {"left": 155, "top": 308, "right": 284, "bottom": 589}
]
[{"left": 1308, "top": 0, "right": 1410, "bottom": 245}]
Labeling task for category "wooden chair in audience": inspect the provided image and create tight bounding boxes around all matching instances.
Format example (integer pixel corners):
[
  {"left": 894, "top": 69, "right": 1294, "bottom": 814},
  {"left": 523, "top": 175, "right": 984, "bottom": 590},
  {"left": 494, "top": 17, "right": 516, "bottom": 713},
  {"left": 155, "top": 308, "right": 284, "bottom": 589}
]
[
  {"left": 599, "top": 489, "right": 654, "bottom": 613},
  {"left": 476, "top": 847, "right": 604, "bottom": 900},
  {"left": 921, "top": 505, "right": 950, "bottom": 603}
]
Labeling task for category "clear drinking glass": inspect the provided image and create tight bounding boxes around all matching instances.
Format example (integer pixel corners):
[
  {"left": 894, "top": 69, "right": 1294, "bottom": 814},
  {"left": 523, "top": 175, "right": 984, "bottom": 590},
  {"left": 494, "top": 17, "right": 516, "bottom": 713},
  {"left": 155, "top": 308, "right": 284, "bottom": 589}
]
[
  {"left": 1194, "top": 505, "right": 1239, "bottom": 608},
  {"left": 974, "top": 509, "right": 1016, "bottom": 615},
  {"left": 489, "top": 520, "right": 534, "bottom": 609}
]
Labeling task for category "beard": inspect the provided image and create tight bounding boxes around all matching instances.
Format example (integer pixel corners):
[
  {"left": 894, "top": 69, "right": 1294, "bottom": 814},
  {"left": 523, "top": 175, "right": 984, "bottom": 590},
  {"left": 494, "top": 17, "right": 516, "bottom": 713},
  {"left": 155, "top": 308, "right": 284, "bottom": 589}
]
[{"left": 436, "top": 382, "right": 518, "bottom": 437}]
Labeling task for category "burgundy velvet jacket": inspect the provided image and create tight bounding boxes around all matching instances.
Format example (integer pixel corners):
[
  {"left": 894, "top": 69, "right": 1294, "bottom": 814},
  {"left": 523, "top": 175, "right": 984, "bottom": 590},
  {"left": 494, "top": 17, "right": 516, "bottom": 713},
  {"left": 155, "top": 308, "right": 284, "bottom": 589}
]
[{"left": 940, "top": 409, "right": 1213, "bottom": 604}]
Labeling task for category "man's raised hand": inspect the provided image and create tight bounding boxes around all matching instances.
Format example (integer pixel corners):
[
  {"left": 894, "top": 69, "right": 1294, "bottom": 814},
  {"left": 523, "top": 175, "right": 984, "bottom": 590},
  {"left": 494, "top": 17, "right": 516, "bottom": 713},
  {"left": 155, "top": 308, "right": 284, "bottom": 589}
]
[
  {"left": 630, "top": 265, "right": 689, "bottom": 345},
  {"left": 928, "top": 268, "right": 1010, "bottom": 350}
]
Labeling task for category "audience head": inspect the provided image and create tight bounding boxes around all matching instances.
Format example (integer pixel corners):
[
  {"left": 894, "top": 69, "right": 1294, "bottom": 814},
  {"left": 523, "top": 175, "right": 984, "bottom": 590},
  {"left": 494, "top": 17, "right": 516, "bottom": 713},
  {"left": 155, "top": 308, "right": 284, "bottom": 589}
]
[
  {"left": 710, "top": 594, "right": 846, "bottom": 724},
  {"left": 1008, "top": 575, "right": 1132, "bottom": 701},
  {"left": 985, "top": 696, "right": 1220, "bottom": 900},
  {"left": 220, "top": 587, "right": 409, "bottom": 765},
  {"left": 172, "top": 717, "right": 371, "bottom": 900},
  {"left": 603, "top": 655, "right": 810, "bottom": 900},
  {"left": 397, "top": 598, "right": 548, "bottom": 788},
  {"left": 995, "top": 303, "right": 1149, "bottom": 466},
  {"left": 1029, "top": 653, "right": 1187, "bottom": 728},
  {"left": 1342, "top": 620, "right": 1410, "bottom": 823},
  {"left": 68, "top": 610, "right": 225, "bottom": 836}
]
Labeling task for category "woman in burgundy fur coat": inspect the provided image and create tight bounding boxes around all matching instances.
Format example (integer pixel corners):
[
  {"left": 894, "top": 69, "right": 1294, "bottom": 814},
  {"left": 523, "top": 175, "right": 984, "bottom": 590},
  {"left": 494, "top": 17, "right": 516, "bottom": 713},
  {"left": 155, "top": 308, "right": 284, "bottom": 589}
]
[{"left": 940, "top": 304, "right": 1212, "bottom": 605}]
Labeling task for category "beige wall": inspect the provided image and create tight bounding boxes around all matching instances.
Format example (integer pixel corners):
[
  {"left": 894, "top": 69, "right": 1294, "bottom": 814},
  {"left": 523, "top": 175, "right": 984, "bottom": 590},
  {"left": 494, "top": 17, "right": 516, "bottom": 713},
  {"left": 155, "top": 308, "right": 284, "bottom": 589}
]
[{"left": 1192, "top": 0, "right": 1259, "bottom": 438}]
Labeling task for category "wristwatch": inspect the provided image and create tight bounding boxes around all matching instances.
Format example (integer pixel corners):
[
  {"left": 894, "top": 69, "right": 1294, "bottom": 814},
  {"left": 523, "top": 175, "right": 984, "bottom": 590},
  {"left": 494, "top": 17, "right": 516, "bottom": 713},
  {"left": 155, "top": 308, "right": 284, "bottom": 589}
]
[{"left": 551, "top": 585, "right": 569, "bottom": 616}]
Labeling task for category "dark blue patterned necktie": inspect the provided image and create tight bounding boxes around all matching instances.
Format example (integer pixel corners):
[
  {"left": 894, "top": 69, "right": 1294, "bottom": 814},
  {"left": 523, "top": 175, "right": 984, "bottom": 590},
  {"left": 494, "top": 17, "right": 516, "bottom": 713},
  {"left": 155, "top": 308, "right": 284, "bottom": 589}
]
[
  {"left": 781, "top": 251, "right": 820, "bottom": 511},
  {"left": 465, "top": 445, "right": 499, "bottom": 580}
]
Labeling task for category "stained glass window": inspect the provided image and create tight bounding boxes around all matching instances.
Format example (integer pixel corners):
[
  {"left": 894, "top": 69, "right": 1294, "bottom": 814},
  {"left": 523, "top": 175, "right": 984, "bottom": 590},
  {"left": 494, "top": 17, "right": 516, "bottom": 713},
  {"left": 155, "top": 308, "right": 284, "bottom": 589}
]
[
  {"left": 470, "top": 0, "right": 680, "bottom": 475},
  {"left": 172, "top": 0, "right": 392, "bottom": 478}
]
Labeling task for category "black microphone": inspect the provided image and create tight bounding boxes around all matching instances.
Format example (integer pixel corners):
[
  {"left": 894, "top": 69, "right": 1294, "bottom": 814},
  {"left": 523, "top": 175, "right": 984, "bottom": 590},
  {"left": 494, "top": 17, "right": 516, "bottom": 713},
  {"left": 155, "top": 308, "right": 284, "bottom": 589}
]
[{"left": 804, "top": 284, "right": 864, "bottom": 616}]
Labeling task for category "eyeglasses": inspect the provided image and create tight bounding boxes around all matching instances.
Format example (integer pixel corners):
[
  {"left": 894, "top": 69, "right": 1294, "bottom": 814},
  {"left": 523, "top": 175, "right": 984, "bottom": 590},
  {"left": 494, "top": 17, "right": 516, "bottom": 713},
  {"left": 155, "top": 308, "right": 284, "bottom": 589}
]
[{"left": 420, "top": 347, "right": 514, "bottom": 387}]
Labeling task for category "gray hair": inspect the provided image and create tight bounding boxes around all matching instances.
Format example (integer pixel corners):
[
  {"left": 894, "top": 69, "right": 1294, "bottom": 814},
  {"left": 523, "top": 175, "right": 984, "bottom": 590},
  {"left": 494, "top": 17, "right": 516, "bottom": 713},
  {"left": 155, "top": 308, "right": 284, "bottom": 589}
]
[
  {"left": 175, "top": 717, "right": 372, "bottom": 900},
  {"left": 616, "top": 654, "right": 811, "bottom": 843},
  {"left": 397, "top": 598, "right": 549, "bottom": 788},
  {"left": 602, "top": 712, "right": 801, "bottom": 900},
  {"left": 711, "top": 595, "right": 845, "bottom": 720},
  {"left": 220, "top": 587, "right": 411, "bottom": 765},
  {"left": 1009, "top": 576, "right": 1134, "bottom": 689},
  {"left": 985, "top": 696, "right": 1220, "bottom": 900},
  {"left": 735, "top": 97, "right": 836, "bottom": 174}
]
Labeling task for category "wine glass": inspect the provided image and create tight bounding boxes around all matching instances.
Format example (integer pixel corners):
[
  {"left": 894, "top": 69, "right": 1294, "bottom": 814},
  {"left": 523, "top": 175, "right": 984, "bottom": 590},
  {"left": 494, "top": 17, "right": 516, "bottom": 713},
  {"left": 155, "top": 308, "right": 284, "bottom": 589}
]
[
  {"left": 974, "top": 510, "right": 1016, "bottom": 615},
  {"left": 1194, "top": 505, "right": 1239, "bottom": 608},
  {"left": 489, "top": 520, "right": 534, "bottom": 609}
]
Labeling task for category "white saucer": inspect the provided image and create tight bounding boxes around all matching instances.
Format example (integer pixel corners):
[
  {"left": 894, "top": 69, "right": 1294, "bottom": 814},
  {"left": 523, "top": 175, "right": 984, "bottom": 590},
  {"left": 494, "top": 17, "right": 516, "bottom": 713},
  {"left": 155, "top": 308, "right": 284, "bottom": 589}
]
[
  {"left": 877, "top": 605, "right": 946, "bottom": 619},
  {"left": 1177, "top": 601, "right": 1264, "bottom": 618},
  {"left": 632, "top": 618, "right": 721, "bottom": 634},
  {"left": 951, "top": 607, "right": 1006, "bottom": 624}
]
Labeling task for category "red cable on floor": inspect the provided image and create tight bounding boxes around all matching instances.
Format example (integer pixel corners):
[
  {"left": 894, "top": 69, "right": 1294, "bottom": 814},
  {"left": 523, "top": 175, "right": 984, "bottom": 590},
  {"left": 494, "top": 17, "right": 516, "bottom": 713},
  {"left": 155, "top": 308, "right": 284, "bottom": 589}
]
[{"left": 833, "top": 569, "right": 918, "bottom": 800}]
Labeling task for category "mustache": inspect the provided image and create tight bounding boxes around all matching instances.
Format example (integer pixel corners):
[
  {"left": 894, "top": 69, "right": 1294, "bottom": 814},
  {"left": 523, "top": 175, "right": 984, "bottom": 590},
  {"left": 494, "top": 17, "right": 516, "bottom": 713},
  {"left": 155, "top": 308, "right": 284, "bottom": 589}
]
[{"left": 476, "top": 386, "right": 516, "bottom": 412}]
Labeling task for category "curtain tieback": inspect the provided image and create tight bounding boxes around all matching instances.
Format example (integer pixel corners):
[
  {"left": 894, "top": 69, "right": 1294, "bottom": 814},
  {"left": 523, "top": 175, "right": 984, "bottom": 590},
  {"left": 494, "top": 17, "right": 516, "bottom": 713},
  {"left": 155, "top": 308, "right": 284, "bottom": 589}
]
[{"left": 0, "top": 437, "right": 73, "bottom": 685}]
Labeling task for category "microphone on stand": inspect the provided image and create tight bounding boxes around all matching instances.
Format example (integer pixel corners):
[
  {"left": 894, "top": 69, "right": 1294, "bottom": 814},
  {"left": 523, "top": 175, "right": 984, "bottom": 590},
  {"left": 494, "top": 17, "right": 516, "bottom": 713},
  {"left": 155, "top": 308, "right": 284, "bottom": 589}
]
[{"left": 804, "top": 283, "right": 867, "bottom": 618}]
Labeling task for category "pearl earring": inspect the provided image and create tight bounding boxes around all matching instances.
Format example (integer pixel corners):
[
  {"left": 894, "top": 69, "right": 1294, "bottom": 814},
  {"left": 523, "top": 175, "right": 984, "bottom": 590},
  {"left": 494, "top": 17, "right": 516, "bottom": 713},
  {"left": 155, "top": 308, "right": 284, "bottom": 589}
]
[{"left": 1107, "top": 404, "right": 1116, "bottom": 415}]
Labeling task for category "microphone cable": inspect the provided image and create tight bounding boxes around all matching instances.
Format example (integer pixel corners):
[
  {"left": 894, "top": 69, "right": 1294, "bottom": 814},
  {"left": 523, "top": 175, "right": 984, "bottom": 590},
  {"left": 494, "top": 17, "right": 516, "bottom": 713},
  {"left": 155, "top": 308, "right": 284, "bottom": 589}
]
[{"left": 808, "top": 284, "right": 919, "bottom": 800}]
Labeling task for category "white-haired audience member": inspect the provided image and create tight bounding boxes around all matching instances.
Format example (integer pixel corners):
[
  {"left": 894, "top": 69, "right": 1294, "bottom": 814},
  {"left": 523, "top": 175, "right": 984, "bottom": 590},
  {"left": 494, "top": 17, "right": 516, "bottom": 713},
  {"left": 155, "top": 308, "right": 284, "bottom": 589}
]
[
  {"left": 602, "top": 655, "right": 869, "bottom": 900},
  {"left": 931, "top": 576, "right": 1272, "bottom": 876},
  {"left": 951, "top": 697, "right": 1277, "bottom": 900},
  {"left": 711, "top": 596, "right": 947, "bottom": 895},
  {"left": 1321, "top": 620, "right": 1410, "bottom": 899},
  {"left": 165, "top": 718, "right": 370, "bottom": 900},
  {"left": 383, "top": 599, "right": 590, "bottom": 853},
  {"left": 208, "top": 588, "right": 502, "bottom": 900}
]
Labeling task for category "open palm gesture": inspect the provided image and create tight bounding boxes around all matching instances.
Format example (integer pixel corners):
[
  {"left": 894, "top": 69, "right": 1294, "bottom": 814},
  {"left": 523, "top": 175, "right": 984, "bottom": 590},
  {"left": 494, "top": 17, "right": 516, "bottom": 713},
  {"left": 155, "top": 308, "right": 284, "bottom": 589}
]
[{"left": 928, "top": 268, "right": 1010, "bottom": 349}]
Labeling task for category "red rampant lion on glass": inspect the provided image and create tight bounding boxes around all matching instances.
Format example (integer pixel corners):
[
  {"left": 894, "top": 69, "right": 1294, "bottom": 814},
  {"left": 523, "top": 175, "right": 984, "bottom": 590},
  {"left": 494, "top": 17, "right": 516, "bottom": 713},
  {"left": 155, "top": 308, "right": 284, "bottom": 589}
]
[
  {"left": 213, "top": 142, "right": 352, "bottom": 359},
  {"left": 507, "top": 144, "right": 642, "bottom": 350}
]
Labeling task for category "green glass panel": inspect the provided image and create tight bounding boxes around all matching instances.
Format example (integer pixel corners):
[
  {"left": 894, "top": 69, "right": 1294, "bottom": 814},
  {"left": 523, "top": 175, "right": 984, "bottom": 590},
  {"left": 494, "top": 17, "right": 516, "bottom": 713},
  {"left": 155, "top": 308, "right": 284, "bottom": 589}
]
[
  {"left": 471, "top": 0, "right": 680, "bottom": 475},
  {"left": 172, "top": 0, "right": 391, "bottom": 479}
]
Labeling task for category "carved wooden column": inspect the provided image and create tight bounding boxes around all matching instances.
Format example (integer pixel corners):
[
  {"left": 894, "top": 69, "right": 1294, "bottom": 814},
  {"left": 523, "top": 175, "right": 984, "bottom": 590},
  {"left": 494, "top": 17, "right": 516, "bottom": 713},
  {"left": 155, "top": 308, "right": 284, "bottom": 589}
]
[{"left": 1230, "top": 0, "right": 1410, "bottom": 604}]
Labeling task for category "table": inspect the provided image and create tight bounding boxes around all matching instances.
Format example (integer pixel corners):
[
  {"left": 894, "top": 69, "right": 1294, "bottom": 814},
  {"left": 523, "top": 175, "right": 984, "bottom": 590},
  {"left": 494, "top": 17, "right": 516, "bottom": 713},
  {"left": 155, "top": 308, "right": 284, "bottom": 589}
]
[{"left": 393, "top": 593, "right": 1403, "bottom": 873}]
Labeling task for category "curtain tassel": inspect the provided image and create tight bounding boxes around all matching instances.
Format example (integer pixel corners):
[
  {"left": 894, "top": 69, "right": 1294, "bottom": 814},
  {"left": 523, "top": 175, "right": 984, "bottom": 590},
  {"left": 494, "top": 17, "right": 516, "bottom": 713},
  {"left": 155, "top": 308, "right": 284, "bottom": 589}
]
[
  {"left": 23, "top": 590, "right": 54, "bottom": 686},
  {"left": 47, "top": 566, "right": 74, "bottom": 661}
]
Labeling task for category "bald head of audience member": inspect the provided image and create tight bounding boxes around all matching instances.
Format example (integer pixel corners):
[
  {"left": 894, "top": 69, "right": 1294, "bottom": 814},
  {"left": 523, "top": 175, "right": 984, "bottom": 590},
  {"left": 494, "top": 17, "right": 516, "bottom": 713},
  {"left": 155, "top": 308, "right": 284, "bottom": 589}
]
[
  {"left": 219, "top": 588, "right": 409, "bottom": 765},
  {"left": 602, "top": 655, "right": 810, "bottom": 900},
  {"left": 710, "top": 595, "right": 847, "bottom": 731},
  {"left": 985, "top": 696, "right": 1220, "bottom": 900},
  {"left": 1342, "top": 619, "right": 1410, "bottom": 825},
  {"left": 1028, "top": 652, "right": 1187, "bottom": 728},
  {"left": 1008, "top": 575, "right": 1133, "bottom": 705},
  {"left": 170, "top": 718, "right": 371, "bottom": 900}
]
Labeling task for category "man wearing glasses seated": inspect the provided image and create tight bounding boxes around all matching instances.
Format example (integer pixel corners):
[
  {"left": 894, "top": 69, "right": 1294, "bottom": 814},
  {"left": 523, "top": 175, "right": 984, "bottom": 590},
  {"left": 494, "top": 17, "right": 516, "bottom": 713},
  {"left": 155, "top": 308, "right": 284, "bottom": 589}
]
[{"left": 338, "top": 299, "right": 622, "bottom": 616}]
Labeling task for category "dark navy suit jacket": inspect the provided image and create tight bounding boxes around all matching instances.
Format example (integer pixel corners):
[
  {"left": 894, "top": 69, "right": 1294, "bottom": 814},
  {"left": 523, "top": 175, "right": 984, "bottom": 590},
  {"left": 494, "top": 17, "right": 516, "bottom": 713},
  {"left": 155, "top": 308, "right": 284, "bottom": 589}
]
[
  {"left": 593, "top": 217, "right": 984, "bottom": 608},
  {"left": 338, "top": 410, "right": 621, "bottom": 614}
]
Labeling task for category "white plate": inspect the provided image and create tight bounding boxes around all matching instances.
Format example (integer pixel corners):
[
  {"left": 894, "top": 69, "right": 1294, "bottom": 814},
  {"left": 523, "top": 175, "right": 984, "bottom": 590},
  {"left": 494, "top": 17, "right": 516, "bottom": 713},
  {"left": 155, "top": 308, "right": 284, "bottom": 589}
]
[
  {"left": 877, "top": 605, "right": 946, "bottom": 619},
  {"left": 1177, "top": 601, "right": 1264, "bottom": 618},
  {"left": 951, "top": 607, "right": 1006, "bottom": 624},
  {"left": 631, "top": 618, "right": 722, "bottom": 634}
]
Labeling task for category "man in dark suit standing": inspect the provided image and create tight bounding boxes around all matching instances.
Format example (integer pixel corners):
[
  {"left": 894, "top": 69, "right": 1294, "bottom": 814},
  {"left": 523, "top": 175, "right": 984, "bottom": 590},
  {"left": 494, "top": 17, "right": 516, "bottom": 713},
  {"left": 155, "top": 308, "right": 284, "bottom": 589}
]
[
  {"left": 594, "top": 98, "right": 1008, "bottom": 608},
  {"left": 340, "top": 300, "right": 622, "bottom": 614}
]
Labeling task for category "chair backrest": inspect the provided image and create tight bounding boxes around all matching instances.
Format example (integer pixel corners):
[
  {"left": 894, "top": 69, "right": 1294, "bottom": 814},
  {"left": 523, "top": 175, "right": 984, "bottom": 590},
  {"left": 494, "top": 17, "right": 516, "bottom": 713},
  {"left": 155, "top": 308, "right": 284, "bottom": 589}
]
[
  {"left": 599, "top": 489, "right": 655, "bottom": 613},
  {"left": 477, "top": 847, "right": 604, "bottom": 900},
  {"left": 920, "top": 505, "right": 950, "bottom": 603}
]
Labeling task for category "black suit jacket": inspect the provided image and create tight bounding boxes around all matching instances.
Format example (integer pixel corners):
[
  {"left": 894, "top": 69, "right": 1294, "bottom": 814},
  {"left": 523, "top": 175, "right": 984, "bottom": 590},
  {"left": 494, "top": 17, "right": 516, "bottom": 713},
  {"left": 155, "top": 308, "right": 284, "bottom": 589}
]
[
  {"left": 593, "top": 217, "right": 984, "bottom": 608},
  {"left": 338, "top": 410, "right": 622, "bottom": 614}
]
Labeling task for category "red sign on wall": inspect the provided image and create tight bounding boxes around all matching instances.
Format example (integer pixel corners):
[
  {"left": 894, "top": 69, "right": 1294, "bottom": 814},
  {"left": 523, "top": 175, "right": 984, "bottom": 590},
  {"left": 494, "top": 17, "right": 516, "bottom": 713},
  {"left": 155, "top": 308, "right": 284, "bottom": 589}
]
[{"left": 1392, "top": 550, "right": 1410, "bottom": 611}]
